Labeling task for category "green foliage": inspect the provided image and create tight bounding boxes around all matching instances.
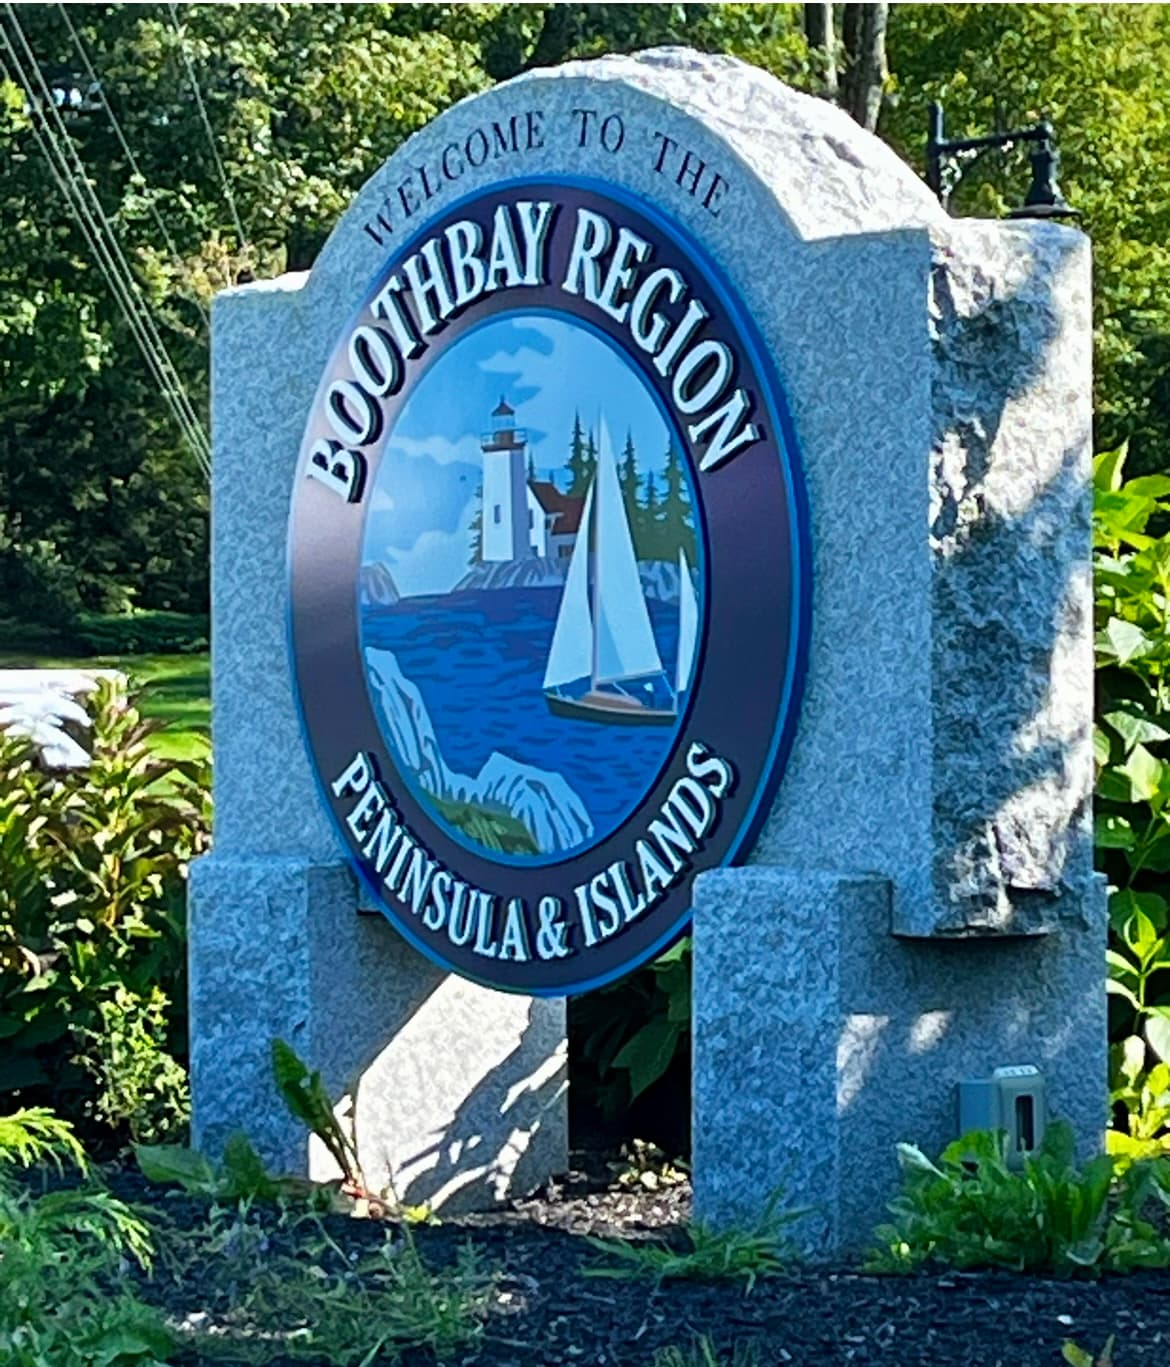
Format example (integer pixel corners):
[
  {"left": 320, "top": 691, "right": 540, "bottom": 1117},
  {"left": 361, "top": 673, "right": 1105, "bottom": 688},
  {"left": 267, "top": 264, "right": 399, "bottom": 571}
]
[
  {"left": 272, "top": 1038, "right": 363, "bottom": 1191},
  {"left": 654, "top": 1339, "right": 762, "bottom": 1367},
  {"left": 75, "top": 986, "right": 190, "bottom": 1145},
  {"left": 868, "top": 1121, "right": 1170, "bottom": 1276},
  {"left": 576, "top": 937, "right": 691, "bottom": 1114},
  {"left": 155, "top": 1202, "right": 496, "bottom": 1365},
  {"left": 0, "top": 1106, "right": 87, "bottom": 1173},
  {"left": 0, "top": 1109, "right": 173, "bottom": 1367},
  {"left": 0, "top": 678, "right": 208, "bottom": 1140},
  {"left": 134, "top": 1132, "right": 304, "bottom": 1205},
  {"left": 69, "top": 611, "right": 210, "bottom": 657},
  {"left": 1093, "top": 447, "right": 1170, "bottom": 1157},
  {"left": 0, "top": 5, "right": 810, "bottom": 626},
  {"left": 586, "top": 1189, "right": 803, "bottom": 1288},
  {"left": 883, "top": 5, "right": 1170, "bottom": 479}
]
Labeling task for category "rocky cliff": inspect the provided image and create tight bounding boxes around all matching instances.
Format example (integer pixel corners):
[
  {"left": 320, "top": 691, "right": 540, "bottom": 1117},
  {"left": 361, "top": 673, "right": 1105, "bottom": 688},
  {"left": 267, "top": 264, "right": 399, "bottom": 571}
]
[{"left": 364, "top": 647, "right": 593, "bottom": 855}]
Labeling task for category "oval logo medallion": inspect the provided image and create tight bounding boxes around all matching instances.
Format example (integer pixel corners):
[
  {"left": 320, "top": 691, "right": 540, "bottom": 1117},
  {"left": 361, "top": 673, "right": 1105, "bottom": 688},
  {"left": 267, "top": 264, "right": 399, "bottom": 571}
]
[{"left": 288, "top": 180, "right": 809, "bottom": 995}]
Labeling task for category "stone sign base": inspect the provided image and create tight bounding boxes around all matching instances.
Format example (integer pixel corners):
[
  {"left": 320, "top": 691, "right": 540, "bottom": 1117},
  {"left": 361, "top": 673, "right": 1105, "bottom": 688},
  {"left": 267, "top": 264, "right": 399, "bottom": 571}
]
[
  {"left": 190, "top": 856, "right": 566, "bottom": 1210},
  {"left": 692, "top": 868, "right": 1107, "bottom": 1259}
]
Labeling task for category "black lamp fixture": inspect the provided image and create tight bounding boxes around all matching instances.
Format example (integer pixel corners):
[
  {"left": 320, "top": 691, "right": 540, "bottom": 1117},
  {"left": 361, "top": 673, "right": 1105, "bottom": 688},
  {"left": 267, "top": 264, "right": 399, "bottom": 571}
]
[{"left": 926, "top": 101, "right": 1079, "bottom": 222}]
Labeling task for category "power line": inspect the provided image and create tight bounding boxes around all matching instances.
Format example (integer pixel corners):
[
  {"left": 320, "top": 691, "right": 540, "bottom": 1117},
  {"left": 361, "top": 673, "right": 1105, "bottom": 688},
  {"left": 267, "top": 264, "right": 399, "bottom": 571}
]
[
  {"left": 2, "top": 5, "right": 210, "bottom": 466},
  {"left": 56, "top": 0, "right": 211, "bottom": 329},
  {"left": 165, "top": 1, "right": 247, "bottom": 249},
  {"left": 0, "top": 9, "right": 211, "bottom": 472}
]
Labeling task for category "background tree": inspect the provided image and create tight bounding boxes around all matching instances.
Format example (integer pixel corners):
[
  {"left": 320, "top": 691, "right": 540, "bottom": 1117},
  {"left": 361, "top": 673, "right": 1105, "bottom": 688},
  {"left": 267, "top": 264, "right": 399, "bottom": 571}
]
[
  {"left": 802, "top": 3, "right": 888, "bottom": 129},
  {"left": 881, "top": 3, "right": 1170, "bottom": 477},
  {"left": 2, "top": 2, "right": 1168, "bottom": 644}
]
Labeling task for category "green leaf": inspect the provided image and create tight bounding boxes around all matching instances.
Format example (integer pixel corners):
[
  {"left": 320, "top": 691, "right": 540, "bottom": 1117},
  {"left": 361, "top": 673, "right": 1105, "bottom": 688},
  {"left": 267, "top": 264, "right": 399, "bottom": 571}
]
[
  {"left": 1124, "top": 744, "right": 1164, "bottom": 803},
  {"left": 1120, "top": 1035, "right": 1147, "bottom": 1087},
  {"left": 133, "top": 1143, "right": 217, "bottom": 1194},
  {"left": 1093, "top": 444, "right": 1128, "bottom": 493},
  {"left": 1104, "top": 709, "right": 1170, "bottom": 752},
  {"left": 612, "top": 1016, "right": 683, "bottom": 1098},
  {"left": 1111, "top": 889, "right": 1169, "bottom": 933},
  {"left": 221, "top": 1131, "right": 278, "bottom": 1199},
  {"left": 1106, "top": 947, "right": 1139, "bottom": 980},
  {"left": 1095, "top": 813, "right": 1134, "bottom": 849},
  {"left": 1101, "top": 618, "right": 1153, "bottom": 666},
  {"left": 1125, "top": 475, "right": 1170, "bottom": 499},
  {"left": 1122, "top": 906, "right": 1163, "bottom": 965},
  {"left": 1146, "top": 1012, "right": 1170, "bottom": 1063}
]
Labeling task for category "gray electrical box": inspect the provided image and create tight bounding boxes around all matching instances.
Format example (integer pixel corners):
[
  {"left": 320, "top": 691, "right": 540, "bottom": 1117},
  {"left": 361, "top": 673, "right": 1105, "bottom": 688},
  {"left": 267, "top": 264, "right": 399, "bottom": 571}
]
[{"left": 957, "top": 1064, "right": 1047, "bottom": 1165}]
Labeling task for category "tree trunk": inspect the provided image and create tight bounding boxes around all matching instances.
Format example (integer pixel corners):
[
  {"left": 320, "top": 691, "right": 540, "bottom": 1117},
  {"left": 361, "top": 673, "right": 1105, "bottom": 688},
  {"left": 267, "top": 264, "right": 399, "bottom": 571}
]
[
  {"left": 802, "top": 3, "right": 837, "bottom": 99},
  {"left": 841, "top": 3, "right": 889, "bottom": 132},
  {"left": 525, "top": 4, "right": 577, "bottom": 72}
]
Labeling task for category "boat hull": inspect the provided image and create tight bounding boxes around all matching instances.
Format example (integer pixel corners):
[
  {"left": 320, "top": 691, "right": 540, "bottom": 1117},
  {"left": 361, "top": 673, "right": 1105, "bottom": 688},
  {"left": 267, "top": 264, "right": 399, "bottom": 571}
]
[{"left": 544, "top": 689, "right": 676, "bottom": 727}]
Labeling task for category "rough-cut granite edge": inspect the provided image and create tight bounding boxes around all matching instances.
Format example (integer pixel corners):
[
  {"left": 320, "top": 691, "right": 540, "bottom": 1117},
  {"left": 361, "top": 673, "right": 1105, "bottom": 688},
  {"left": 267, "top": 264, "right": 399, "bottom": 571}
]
[
  {"left": 513, "top": 47, "right": 949, "bottom": 239},
  {"left": 922, "top": 218, "right": 1094, "bottom": 935}
]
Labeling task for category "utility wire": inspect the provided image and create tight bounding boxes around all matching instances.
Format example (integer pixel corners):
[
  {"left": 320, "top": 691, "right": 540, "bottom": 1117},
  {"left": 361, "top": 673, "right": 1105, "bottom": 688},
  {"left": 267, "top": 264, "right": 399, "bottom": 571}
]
[
  {"left": 165, "top": 1, "right": 247, "bottom": 249},
  {"left": 1, "top": 8, "right": 211, "bottom": 472},
  {"left": 56, "top": 1, "right": 211, "bottom": 329},
  {"left": 0, "top": 30, "right": 210, "bottom": 473}
]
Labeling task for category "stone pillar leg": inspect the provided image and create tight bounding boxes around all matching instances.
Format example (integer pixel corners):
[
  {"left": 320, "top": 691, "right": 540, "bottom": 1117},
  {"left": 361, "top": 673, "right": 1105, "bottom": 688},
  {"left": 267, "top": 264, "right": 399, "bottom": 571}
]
[
  {"left": 189, "top": 854, "right": 567, "bottom": 1210},
  {"left": 692, "top": 867, "right": 1107, "bottom": 1260}
]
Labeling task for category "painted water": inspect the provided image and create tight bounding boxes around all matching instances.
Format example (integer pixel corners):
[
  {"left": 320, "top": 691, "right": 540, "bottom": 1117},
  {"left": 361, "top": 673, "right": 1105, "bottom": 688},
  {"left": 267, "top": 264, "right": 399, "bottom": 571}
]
[{"left": 360, "top": 586, "right": 686, "bottom": 859}]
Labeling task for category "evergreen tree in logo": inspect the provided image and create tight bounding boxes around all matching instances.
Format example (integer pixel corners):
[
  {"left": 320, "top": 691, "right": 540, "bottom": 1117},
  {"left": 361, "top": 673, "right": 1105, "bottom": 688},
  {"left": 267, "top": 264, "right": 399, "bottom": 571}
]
[
  {"left": 564, "top": 410, "right": 595, "bottom": 495},
  {"left": 620, "top": 429, "right": 640, "bottom": 529},
  {"left": 659, "top": 442, "right": 697, "bottom": 564}
]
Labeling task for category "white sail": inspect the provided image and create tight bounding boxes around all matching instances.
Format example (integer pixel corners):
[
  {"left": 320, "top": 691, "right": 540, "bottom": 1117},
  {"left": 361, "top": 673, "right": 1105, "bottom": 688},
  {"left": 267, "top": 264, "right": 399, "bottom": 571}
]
[
  {"left": 543, "top": 482, "right": 594, "bottom": 690},
  {"left": 592, "top": 421, "right": 664, "bottom": 686},
  {"left": 676, "top": 547, "right": 698, "bottom": 695}
]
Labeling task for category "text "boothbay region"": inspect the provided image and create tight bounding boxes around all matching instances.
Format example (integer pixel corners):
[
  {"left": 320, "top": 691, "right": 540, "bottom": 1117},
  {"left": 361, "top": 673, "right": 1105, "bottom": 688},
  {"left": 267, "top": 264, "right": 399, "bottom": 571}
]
[
  {"left": 331, "top": 741, "right": 736, "bottom": 965},
  {"left": 305, "top": 197, "right": 763, "bottom": 509}
]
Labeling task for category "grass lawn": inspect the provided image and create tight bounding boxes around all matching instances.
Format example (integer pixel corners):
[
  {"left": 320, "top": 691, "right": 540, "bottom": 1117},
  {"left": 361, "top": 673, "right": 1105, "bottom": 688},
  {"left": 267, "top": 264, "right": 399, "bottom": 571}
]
[{"left": 6, "top": 652, "right": 210, "bottom": 760}]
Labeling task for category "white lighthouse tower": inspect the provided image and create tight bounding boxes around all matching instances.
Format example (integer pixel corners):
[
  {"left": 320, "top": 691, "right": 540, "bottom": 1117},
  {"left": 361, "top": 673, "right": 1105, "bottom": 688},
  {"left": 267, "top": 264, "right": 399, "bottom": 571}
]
[{"left": 481, "top": 398, "right": 532, "bottom": 563}]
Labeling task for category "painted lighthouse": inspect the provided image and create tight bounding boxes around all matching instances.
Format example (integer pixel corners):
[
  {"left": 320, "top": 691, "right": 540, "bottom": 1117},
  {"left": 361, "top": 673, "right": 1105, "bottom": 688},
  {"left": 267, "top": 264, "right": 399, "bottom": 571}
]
[
  {"left": 480, "top": 398, "right": 581, "bottom": 564},
  {"left": 481, "top": 398, "right": 531, "bottom": 563}
]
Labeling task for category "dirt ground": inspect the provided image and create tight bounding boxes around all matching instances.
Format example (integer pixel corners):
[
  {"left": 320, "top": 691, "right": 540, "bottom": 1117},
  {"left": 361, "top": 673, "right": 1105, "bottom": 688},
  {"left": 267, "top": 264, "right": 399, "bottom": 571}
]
[{"left": 100, "top": 1157, "right": 1170, "bottom": 1367}]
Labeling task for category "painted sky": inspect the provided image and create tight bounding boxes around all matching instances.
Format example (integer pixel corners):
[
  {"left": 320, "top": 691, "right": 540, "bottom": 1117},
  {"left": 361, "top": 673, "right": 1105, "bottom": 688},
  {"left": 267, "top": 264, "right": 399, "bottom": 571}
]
[{"left": 362, "top": 312, "right": 683, "bottom": 598}]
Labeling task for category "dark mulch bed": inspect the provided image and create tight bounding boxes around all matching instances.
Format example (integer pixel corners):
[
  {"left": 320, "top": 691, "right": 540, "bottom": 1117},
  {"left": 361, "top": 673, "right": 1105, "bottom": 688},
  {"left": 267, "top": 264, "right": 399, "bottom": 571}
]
[{"left": 98, "top": 1159, "right": 1170, "bottom": 1367}]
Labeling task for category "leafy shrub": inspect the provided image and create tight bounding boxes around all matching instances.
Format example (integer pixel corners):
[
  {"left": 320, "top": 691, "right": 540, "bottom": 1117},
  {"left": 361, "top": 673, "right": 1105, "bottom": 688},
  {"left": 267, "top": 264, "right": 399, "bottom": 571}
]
[
  {"left": 75, "top": 986, "right": 191, "bottom": 1144},
  {"left": 868, "top": 1120, "right": 1170, "bottom": 1276},
  {"left": 0, "top": 678, "right": 209, "bottom": 1141},
  {"left": 0, "top": 1107, "right": 174, "bottom": 1367},
  {"left": 70, "top": 609, "right": 210, "bottom": 657},
  {"left": 0, "top": 515, "right": 85, "bottom": 631},
  {"left": 0, "top": 1107, "right": 86, "bottom": 1172},
  {"left": 574, "top": 936, "right": 691, "bottom": 1116},
  {"left": 1094, "top": 446, "right": 1170, "bottom": 1158}
]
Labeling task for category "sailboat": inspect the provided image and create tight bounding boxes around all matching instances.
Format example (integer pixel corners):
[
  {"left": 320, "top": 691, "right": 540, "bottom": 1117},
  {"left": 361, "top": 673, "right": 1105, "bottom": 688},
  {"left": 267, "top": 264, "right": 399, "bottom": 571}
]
[{"left": 542, "top": 422, "right": 699, "bottom": 726}]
